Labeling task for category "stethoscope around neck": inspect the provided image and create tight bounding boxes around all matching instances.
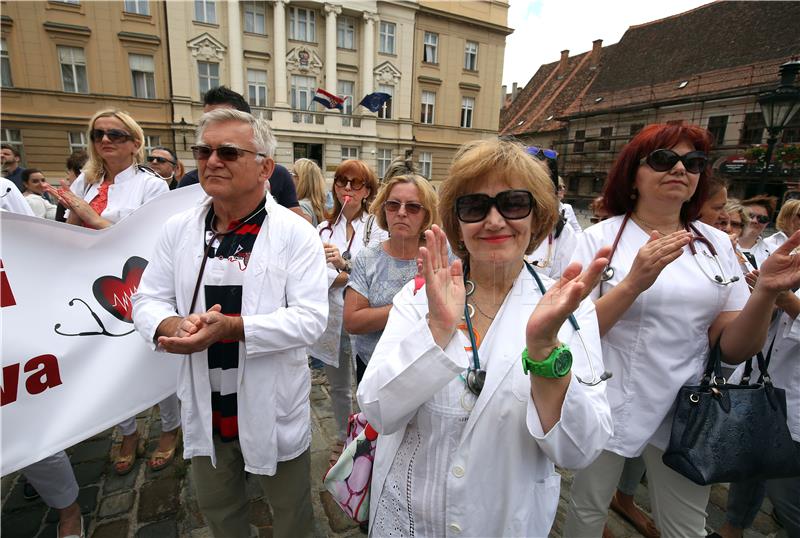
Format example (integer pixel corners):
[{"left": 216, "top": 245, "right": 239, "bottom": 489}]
[{"left": 601, "top": 213, "right": 740, "bottom": 286}]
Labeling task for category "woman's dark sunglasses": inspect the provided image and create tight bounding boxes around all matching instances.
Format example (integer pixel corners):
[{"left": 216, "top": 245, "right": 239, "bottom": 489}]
[
  {"left": 147, "top": 155, "right": 176, "bottom": 165},
  {"left": 334, "top": 176, "right": 365, "bottom": 190},
  {"left": 384, "top": 200, "right": 425, "bottom": 214},
  {"left": 640, "top": 149, "right": 708, "bottom": 174},
  {"left": 455, "top": 189, "right": 534, "bottom": 223},
  {"left": 750, "top": 214, "right": 770, "bottom": 224},
  {"left": 90, "top": 129, "right": 132, "bottom": 144},
  {"left": 191, "top": 145, "right": 265, "bottom": 161}
]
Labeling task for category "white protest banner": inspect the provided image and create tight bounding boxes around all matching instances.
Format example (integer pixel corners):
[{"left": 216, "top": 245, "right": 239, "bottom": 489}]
[{"left": 1, "top": 185, "right": 206, "bottom": 475}]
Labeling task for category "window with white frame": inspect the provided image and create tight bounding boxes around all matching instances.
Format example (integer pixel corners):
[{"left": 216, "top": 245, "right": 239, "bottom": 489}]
[
  {"left": 420, "top": 90, "right": 435, "bottom": 124},
  {"left": 341, "top": 146, "right": 359, "bottom": 161},
  {"left": 337, "top": 80, "right": 354, "bottom": 114},
  {"left": 460, "top": 96, "right": 475, "bottom": 128},
  {"left": 1, "top": 39, "right": 11, "bottom": 88},
  {"left": 68, "top": 132, "right": 87, "bottom": 152},
  {"left": 464, "top": 41, "right": 478, "bottom": 71},
  {"left": 423, "top": 32, "right": 438, "bottom": 63},
  {"left": 197, "top": 61, "right": 219, "bottom": 98},
  {"left": 244, "top": 1, "right": 266, "bottom": 34},
  {"left": 377, "top": 83, "right": 393, "bottom": 119},
  {"left": 124, "top": 0, "right": 149, "bottom": 15},
  {"left": 289, "top": 7, "right": 316, "bottom": 42},
  {"left": 129, "top": 54, "right": 155, "bottom": 99},
  {"left": 419, "top": 152, "right": 432, "bottom": 179},
  {"left": 337, "top": 16, "right": 355, "bottom": 49},
  {"left": 2, "top": 129, "right": 23, "bottom": 158},
  {"left": 144, "top": 135, "right": 160, "bottom": 153},
  {"left": 247, "top": 69, "right": 268, "bottom": 107},
  {"left": 58, "top": 46, "right": 88, "bottom": 93},
  {"left": 194, "top": 0, "right": 216, "bottom": 23},
  {"left": 291, "top": 74, "right": 315, "bottom": 110},
  {"left": 377, "top": 148, "right": 392, "bottom": 179},
  {"left": 379, "top": 21, "right": 395, "bottom": 54}
]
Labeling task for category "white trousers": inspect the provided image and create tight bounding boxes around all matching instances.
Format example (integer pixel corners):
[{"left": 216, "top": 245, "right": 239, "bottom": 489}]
[
  {"left": 564, "top": 445, "right": 710, "bottom": 537},
  {"left": 22, "top": 451, "right": 79, "bottom": 510},
  {"left": 117, "top": 393, "right": 181, "bottom": 436}
]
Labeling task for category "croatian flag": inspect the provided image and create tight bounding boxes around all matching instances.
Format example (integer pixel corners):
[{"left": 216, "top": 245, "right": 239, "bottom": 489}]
[{"left": 312, "top": 88, "right": 345, "bottom": 110}]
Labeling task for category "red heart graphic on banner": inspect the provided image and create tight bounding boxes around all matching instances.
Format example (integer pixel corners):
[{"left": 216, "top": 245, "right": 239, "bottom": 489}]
[{"left": 92, "top": 256, "right": 148, "bottom": 323}]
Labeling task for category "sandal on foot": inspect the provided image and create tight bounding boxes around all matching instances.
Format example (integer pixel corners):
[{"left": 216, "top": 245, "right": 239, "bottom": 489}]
[
  {"left": 610, "top": 493, "right": 659, "bottom": 538},
  {"left": 113, "top": 434, "right": 142, "bottom": 476}
]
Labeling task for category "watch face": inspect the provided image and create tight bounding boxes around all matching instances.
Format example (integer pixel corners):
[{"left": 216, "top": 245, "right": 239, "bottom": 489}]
[{"left": 554, "top": 349, "right": 572, "bottom": 377}]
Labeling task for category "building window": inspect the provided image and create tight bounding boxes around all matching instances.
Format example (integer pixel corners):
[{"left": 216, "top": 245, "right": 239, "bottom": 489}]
[
  {"left": 573, "top": 130, "right": 585, "bottom": 153},
  {"left": 144, "top": 135, "right": 160, "bottom": 154},
  {"left": 1, "top": 129, "right": 23, "bottom": 161},
  {"left": 197, "top": 61, "right": 219, "bottom": 98},
  {"left": 338, "top": 80, "right": 354, "bottom": 125},
  {"left": 629, "top": 123, "right": 644, "bottom": 137},
  {"left": 246, "top": 69, "right": 268, "bottom": 107},
  {"left": 740, "top": 112, "right": 764, "bottom": 145},
  {"left": 58, "top": 46, "right": 88, "bottom": 94},
  {"left": 377, "top": 83, "right": 393, "bottom": 119},
  {"left": 592, "top": 176, "right": 604, "bottom": 193},
  {"left": 1, "top": 39, "right": 11, "bottom": 88},
  {"left": 341, "top": 146, "right": 359, "bottom": 160},
  {"left": 129, "top": 54, "right": 155, "bottom": 99},
  {"left": 124, "top": 0, "right": 149, "bottom": 15},
  {"left": 421, "top": 90, "right": 435, "bottom": 124},
  {"left": 460, "top": 97, "right": 475, "bottom": 128},
  {"left": 464, "top": 41, "right": 478, "bottom": 71},
  {"left": 291, "top": 74, "right": 315, "bottom": 123},
  {"left": 68, "top": 132, "right": 87, "bottom": 152},
  {"left": 377, "top": 148, "right": 392, "bottom": 179},
  {"left": 194, "top": 0, "right": 216, "bottom": 23},
  {"left": 243, "top": 1, "right": 266, "bottom": 34},
  {"left": 423, "top": 32, "right": 438, "bottom": 64},
  {"left": 379, "top": 21, "right": 395, "bottom": 54},
  {"left": 289, "top": 7, "right": 316, "bottom": 42},
  {"left": 598, "top": 127, "right": 613, "bottom": 151},
  {"left": 568, "top": 176, "right": 579, "bottom": 192},
  {"left": 707, "top": 115, "right": 728, "bottom": 146},
  {"left": 419, "top": 152, "right": 432, "bottom": 179},
  {"left": 782, "top": 115, "right": 800, "bottom": 144},
  {"left": 337, "top": 16, "right": 355, "bottom": 49}
]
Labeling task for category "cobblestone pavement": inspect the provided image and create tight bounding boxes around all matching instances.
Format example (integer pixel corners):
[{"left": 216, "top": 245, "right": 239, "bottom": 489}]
[{"left": 2, "top": 378, "right": 786, "bottom": 538}]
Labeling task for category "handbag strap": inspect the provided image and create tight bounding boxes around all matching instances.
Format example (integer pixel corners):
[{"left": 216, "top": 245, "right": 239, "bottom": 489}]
[
  {"left": 741, "top": 332, "right": 777, "bottom": 386},
  {"left": 700, "top": 340, "right": 725, "bottom": 386}
]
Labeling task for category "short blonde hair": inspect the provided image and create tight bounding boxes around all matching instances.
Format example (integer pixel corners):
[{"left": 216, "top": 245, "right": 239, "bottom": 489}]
[
  {"left": 776, "top": 199, "right": 800, "bottom": 234},
  {"left": 724, "top": 198, "right": 750, "bottom": 235},
  {"left": 370, "top": 174, "right": 441, "bottom": 237},
  {"left": 84, "top": 109, "right": 145, "bottom": 184},
  {"left": 439, "top": 138, "right": 559, "bottom": 260}
]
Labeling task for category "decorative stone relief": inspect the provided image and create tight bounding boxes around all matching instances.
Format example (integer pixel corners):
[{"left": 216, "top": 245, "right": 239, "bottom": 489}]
[
  {"left": 374, "top": 61, "right": 401, "bottom": 85},
  {"left": 286, "top": 47, "right": 323, "bottom": 75},
  {"left": 187, "top": 33, "right": 226, "bottom": 62}
]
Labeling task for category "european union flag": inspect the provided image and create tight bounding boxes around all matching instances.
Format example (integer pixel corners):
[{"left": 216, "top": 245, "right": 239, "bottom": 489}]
[{"left": 359, "top": 92, "right": 392, "bottom": 113}]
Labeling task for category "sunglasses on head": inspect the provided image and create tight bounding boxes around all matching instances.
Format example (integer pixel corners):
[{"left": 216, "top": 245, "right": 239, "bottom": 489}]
[
  {"left": 640, "top": 149, "right": 708, "bottom": 174},
  {"left": 527, "top": 146, "right": 558, "bottom": 159},
  {"left": 384, "top": 200, "right": 425, "bottom": 215},
  {"left": 455, "top": 189, "right": 534, "bottom": 223},
  {"left": 147, "top": 155, "right": 176, "bottom": 165},
  {"left": 191, "top": 145, "right": 265, "bottom": 161},
  {"left": 90, "top": 129, "right": 132, "bottom": 144},
  {"left": 334, "top": 176, "right": 366, "bottom": 190},
  {"left": 750, "top": 214, "right": 770, "bottom": 224}
]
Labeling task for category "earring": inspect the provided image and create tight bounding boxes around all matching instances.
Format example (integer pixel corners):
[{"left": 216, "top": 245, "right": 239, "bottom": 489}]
[{"left": 630, "top": 191, "right": 638, "bottom": 200}]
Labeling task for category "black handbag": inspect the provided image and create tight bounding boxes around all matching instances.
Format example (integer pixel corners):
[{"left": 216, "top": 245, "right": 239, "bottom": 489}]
[{"left": 662, "top": 340, "right": 800, "bottom": 486}]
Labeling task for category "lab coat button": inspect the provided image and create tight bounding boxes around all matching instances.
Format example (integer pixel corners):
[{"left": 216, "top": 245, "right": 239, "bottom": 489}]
[
  {"left": 452, "top": 465, "right": 464, "bottom": 478},
  {"left": 449, "top": 523, "right": 462, "bottom": 533}
]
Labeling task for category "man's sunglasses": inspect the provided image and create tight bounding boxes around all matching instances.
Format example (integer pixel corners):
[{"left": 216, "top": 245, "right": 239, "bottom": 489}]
[
  {"left": 455, "top": 189, "right": 534, "bottom": 223},
  {"left": 191, "top": 145, "right": 265, "bottom": 161},
  {"left": 384, "top": 200, "right": 425, "bottom": 214},
  {"left": 90, "top": 129, "right": 132, "bottom": 144},
  {"left": 527, "top": 146, "right": 558, "bottom": 159},
  {"left": 639, "top": 149, "right": 708, "bottom": 174},
  {"left": 147, "top": 155, "right": 176, "bottom": 165},
  {"left": 334, "top": 176, "right": 366, "bottom": 190},
  {"left": 750, "top": 214, "right": 770, "bottom": 224}
]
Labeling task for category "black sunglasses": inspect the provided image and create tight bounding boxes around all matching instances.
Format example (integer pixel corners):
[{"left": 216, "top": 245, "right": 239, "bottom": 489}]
[
  {"left": 90, "top": 129, "right": 132, "bottom": 144},
  {"left": 334, "top": 176, "right": 366, "bottom": 190},
  {"left": 147, "top": 155, "right": 176, "bottom": 165},
  {"left": 455, "top": 189, "right": 534, "bottom": 223},
  {"left": 191, "top": 145, "right": 265, "bottom": 161},
  {"left": 750, "top": 214, "right": 770, "bottom": 224},
  {"left": 639, "top": 149, "right": 708, "bottom": 174},
  {"left": 384, "top": 200, "right": 425, "bottom": 215}
]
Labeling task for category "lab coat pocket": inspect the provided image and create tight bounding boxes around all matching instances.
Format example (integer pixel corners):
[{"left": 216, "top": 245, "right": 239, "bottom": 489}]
[
  {"left": 511, "top": 368, "right": 531, "bottom": 403},
  {"left": 514, "top": 473, "right": 561, "bottom": 533},
  {"left": 257, "top": 263, "right": 289, "bottom": 311}
]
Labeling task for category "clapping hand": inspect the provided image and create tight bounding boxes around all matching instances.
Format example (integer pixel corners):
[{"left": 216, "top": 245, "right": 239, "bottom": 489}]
[
  {"left": 625, "top": 230, "right": 692, "bottom": 293},
  {"left": 158, "top": 304, "right": 239, "bottom": 354},
  {"left": 43, "top": 180, "right": 105, "bottom": 228},
  {"left": 754, "top": 230, "right": 800, "bottom": 293},
  {"left": 419, "top": 225, "right": 464, "bottom": 347}
]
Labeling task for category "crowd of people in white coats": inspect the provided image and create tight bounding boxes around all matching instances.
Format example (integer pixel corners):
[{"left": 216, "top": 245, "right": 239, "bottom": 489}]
[{"left": 2, "top": 86, "right": 799, "bottom": 538}]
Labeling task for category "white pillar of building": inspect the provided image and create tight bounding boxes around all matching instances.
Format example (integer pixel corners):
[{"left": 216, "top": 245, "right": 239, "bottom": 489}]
[
  {"left": 227, "top": 0, "right": 244, "bottom": 94},
  {"left": 273, "top": 0, "right": 289, "bottom": 107},
  {"left": 361, "top": 12, "right": 378, "bottom": 102},
  {"left": 324, "top": 4, "right": 341, "bottom": 93}
]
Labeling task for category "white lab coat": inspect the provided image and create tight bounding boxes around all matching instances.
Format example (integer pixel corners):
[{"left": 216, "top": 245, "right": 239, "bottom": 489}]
[
  {"left": 357, "top": 267, "right": 612, "bottom": 537},
  {"left": 70, "top": 164, "right": 167, "bottom": 224},
  {"left": 739, "top": 236, "right": 772, "bottom": 269},
  {"left": 24, "top": 193, "right": 57, "bottom": 219},
  {"left": 309, "top": 213, "right": 387, "bottom": 366},
  {"left": 561, "top": 202, "right": 582, "bottom": 234},
  {"left": 528, "top": 224, "right": 578, "bottom": 279},
  {"left": 131, "top": 194, "right": 329, "bottom": 475},
  {"left": 0, "top": 178, "right": 34, "bottom": 215},
  {"left": 572, "top": 216, "right": 749, "bottom": 457},
  {"left": 764, "top": 230, "right": 788, "bottom": 253}
]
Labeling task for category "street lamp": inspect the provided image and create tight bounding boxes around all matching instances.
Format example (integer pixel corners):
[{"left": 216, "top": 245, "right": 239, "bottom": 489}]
[{"left": 757, "top": 59, "right": 800, "bottom": 191}]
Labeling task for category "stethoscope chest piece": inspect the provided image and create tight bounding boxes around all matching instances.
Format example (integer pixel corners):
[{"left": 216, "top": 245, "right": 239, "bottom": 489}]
[
  {"left": 601, "top": 265, "right": 614, "bottom": 282},
  {"left": 466, "top": 368, "right": 486, "bottom": 396}
]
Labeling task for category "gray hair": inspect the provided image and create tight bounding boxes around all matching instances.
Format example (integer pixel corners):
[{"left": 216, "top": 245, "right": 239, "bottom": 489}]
[{"left": 196, "top": 108, "right": 277, "bottom": 159}]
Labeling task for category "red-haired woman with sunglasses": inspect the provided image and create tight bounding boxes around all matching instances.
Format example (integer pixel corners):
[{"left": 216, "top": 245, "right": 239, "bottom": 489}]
[
  {"left": 309, "top": 159, "right": 387, "bottom": 465},
  {"left": 565, "top": 124, "right": 800, "bottom": 536},
  {"left": 357, "top": 139, "right": 612, "bottom": 536}
]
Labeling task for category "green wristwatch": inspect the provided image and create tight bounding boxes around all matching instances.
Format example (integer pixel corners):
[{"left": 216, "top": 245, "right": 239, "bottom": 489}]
[{"left": 521, "top": 343, "right": 572, "bottom": 378}]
